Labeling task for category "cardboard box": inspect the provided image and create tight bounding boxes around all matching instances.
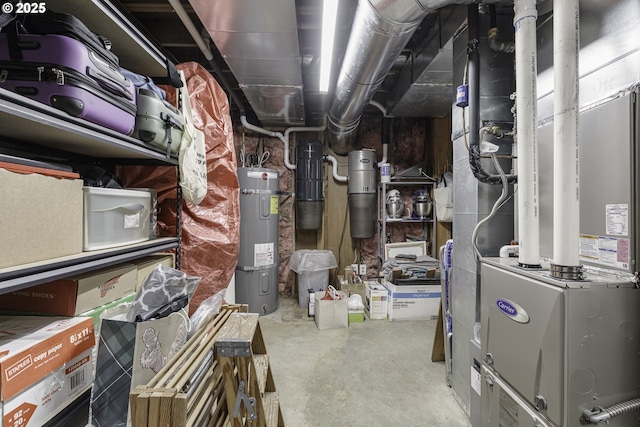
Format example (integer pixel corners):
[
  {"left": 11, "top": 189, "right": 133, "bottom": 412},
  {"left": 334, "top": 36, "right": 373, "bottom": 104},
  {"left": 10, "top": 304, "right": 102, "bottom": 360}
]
[
  {"left": 0, "top": 168, "right": 83, "bottom": 269},
  {"left": 364, "top": 281, "right": 388, "bottom": 320},
  {"left": 348, "top": 310, "right": 365, "bottom": 323},
  {"left": 383, "top": 281, "right": 441, "bottom": 321},
  {"left": 314, "top": 291, "right": 348, "bottom": 330},
  {"left": 0, "top": 316, "right": 95, "bottom": 400},
  {"left": 0, "top": 264, "right": 136, "bottom": 316},
  {"left": 134, "top": 254, "right": 175, "bottom": 291},
  {"left": 79, "top": 293, "right": 136, "bottom": 336},
  {"left": 1, "top": 348, "right": 93, "bottom": 427}
]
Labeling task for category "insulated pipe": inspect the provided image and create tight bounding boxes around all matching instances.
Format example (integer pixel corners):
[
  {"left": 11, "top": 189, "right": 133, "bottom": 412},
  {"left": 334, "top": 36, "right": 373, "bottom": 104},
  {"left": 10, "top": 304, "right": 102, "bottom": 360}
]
[
  {"left": 513, "top": 0, "right": 541, "bottom": 268},
  {"left": 552, "top": 0, "right": 581, "bottom": 272}
]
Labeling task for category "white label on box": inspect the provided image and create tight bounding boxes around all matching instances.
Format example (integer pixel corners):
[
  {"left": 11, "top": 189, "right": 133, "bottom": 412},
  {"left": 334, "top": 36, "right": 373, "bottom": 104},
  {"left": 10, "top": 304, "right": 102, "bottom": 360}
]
[
  {"left": 471, "top": 360, "right": 482, "bottom": 396},
  {"left": 124, "top": 212, "right": 140, "bottom": 229},
  {"left": 606, "top": 204, "right": 628, "bottom": 236},
  {"left": 579, "top": 234, "right": 630, "bottom": 270},
  {"left": 254, "top": 243, "right": 274, "bottom": 267}
]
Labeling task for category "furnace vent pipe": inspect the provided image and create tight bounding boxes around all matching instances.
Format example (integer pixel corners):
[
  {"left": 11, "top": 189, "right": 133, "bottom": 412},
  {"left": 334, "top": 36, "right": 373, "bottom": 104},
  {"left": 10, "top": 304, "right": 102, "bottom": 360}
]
[
  {"left": 327, "top": 0, "right": 479, "bottom": 155},
  {"left": 551, "top": 0, "right": 581, "bottom": 278},
  {"left": 513, "top": 0, "right": 541, "bottom": 268}
]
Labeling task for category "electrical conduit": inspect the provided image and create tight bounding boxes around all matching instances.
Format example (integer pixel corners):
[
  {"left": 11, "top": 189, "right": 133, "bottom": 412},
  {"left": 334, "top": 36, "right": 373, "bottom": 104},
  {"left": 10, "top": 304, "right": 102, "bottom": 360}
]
[{"left": 513, "top": 0, "right": 541, "bottom": 268}]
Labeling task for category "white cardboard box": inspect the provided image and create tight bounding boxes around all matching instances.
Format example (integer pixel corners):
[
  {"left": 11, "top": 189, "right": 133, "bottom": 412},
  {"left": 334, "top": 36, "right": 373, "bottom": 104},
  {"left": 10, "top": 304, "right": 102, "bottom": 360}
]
[
  {"left": 134, "top": 253, "right": 176, "bottom": 291},
  {"left": 383, "top": 281, "right": 441, "bottom": 321},
  {"left": 0, "top": 316, "right": 95, "bottom": 427},
  {"left": 364, "top": 281, "right": 388, "bottom": 320}
]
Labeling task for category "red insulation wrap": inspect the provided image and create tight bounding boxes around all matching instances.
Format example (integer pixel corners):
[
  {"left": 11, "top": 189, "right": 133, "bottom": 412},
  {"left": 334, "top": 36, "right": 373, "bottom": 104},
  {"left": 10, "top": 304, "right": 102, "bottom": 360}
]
[{"left": 117, "top": 62, "right": 240, "bottom": 314}]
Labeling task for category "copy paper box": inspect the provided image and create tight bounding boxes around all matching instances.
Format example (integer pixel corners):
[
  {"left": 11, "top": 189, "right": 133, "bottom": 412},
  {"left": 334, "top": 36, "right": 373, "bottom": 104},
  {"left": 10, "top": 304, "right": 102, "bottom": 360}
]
[
  {"left": 0, "top": 264, "right": 136, "bottom": 316},
  {"left": 0, "top": 348, "right": 93, "bottom": 427},
  {"left": 364, "top": 281, "right": 388, "bottom": 320},
  {"left": 383, "top": 281, "right": 441, "bottom": 321},
  {"left": 0, "top": 316, "right": 95, "bottom": 406},
  {"left": 0, "top": 168, "right": 83, "bottom": 269}
]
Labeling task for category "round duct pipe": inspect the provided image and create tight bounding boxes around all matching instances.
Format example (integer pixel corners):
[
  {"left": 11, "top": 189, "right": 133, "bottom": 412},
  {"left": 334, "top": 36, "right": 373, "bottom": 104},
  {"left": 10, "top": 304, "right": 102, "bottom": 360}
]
[
  {"left": 296, "top": 140, "right": 324, "bottom": 230},
  {"left": 348, "top": 149, "right": 377, "bottom": 238}
]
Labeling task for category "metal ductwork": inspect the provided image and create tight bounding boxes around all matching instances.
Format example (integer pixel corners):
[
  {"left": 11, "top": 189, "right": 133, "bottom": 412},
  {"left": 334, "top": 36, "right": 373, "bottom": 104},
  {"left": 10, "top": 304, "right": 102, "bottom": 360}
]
[
  {"left": 188, "top": 0, "right": 305, "bottom": 127},
  {"left": 328, "top": 0, "right": 477, "bottom": 154}
]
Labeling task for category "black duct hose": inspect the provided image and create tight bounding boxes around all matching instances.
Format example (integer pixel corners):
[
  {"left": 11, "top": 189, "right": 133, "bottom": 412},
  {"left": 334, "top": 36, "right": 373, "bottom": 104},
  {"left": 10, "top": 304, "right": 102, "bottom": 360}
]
[
  {"left": 382, "top": 117, "right": 390, "bottom": 146},
  {"left": 467, "top": 4, "right": 517, "bottom": 185}
]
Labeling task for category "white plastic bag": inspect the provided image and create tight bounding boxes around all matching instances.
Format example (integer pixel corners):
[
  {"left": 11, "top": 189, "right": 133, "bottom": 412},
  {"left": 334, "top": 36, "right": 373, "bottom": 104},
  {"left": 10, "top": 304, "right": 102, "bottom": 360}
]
[
  {"left": 178, "top": 69, "right": 207, "bottom": 205},
  {"left": 434, "top": 172, "right": 453, "bottom": 222}
]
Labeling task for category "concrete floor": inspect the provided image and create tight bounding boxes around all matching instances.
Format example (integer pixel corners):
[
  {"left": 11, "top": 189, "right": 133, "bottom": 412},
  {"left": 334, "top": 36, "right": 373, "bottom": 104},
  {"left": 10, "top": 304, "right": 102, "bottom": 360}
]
[{"left": 259, "top": 297, "right": 471, "bottom": 427}]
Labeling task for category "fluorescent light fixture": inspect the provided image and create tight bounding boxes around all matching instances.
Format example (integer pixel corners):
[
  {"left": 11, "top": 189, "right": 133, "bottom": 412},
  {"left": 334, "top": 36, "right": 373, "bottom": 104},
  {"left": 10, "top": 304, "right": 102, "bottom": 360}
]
[{"left": 319, "top": 0, "right": 338, "bottom": 93}]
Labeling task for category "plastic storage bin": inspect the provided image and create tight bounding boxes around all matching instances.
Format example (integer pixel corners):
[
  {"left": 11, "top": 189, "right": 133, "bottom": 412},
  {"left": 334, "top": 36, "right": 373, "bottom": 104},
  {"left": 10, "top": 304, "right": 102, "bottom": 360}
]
[
  {"left": 290, "top": 250, "right": 338, "bottom": 308},
  {"left": 83, "top": 187, "right": 151, "bottom": 251}
]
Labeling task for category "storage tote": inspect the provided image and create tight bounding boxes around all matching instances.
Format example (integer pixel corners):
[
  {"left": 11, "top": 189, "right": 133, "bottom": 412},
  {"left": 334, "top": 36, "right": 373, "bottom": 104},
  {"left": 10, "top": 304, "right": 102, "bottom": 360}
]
[{"left": 83, "top": 187, "right": 151, "bottom": 251}]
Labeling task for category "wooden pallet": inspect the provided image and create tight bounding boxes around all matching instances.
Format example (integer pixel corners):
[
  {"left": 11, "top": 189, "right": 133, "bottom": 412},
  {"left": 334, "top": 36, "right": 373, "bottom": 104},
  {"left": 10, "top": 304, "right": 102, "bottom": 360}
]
[
  {"left": 215, "top": 313, "right": 284, "bottom": 427},
  {"left": 130, "top": 304, "right": 247, "bottom": 427}
]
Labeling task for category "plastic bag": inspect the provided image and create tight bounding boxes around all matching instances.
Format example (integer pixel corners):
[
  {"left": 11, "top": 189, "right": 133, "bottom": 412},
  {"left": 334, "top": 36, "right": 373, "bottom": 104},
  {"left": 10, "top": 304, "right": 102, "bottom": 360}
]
[
  {"left": 188, "top": 289, "right": 225, "bottom": 339},
  {"left": 434, "top": 171, "right": 453, "bottom": 222},
  {"left": 127, "top": 264, "right": 200, "bottom": 322},
  {"left": 289, "top": 250, "right": 338, "bottom": 273},
  {"left": 178, "top": 69, "right": 208, "bottom": 205}
]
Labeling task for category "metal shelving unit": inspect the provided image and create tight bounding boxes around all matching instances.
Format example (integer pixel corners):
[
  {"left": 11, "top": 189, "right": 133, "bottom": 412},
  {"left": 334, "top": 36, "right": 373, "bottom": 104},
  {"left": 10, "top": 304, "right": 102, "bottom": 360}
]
[
  {"left": 377, "top": 181, "right": 437, "bottom": 271},
  {"left": 0, "top": 2, "right": 179, "bottom": 424}
]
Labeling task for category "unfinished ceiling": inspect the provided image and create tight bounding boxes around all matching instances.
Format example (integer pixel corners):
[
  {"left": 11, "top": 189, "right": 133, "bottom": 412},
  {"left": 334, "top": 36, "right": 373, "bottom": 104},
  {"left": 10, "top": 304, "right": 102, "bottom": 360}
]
[{"left": 117, "top": 0, "right": 472, "bottom": 129}]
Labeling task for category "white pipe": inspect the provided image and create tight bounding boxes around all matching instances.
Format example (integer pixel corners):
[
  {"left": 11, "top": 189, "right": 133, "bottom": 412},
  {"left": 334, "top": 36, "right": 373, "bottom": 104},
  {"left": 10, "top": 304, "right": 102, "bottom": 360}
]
[
  {"left": 369, "top": 99, "right": 387, "bottom": 116},
  {"left": 513, "top": 0, "right": 540, "bottom": 267},
  {"left": 240, "top": 115, "right": 327, "bottom": 170},
  {"left": 168, "top": 0, "right": 214, "bottom": 60},
  {"left": 325, "top": 155, "right": 348, "bottom": 182},
  {"left": 380, "top": 144, "right": 388, "bottom": 164},
  {"left": 499, "top": 245, "right": 519, "bottom": 258},
  {"left": 553, "top": 0, "right": 580, "bottom": 267}
]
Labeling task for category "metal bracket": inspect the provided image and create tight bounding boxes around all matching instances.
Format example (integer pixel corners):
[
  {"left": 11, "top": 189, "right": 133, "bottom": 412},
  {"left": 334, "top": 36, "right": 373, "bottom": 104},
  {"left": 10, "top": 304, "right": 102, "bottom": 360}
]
[
  {"left": 535, "top": 395, "right": 548, "bottom": 411},
  {"left": 485, "top": 353, "right": 494, "bottom": 366},
  {"left": 233, "top": 380, "right": 257, "bottom": 421}
]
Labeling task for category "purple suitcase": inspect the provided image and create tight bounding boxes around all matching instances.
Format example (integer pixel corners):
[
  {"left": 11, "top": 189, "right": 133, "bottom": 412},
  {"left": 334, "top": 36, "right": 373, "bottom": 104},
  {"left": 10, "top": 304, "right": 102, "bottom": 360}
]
[{"left": 0, "top": 33, "right": 136, "bottom": 135}]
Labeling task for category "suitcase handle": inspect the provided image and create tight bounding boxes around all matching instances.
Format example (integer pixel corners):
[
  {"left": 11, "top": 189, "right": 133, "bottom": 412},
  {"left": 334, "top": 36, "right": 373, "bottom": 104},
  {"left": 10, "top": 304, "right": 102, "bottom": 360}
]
[{"left": 86, "top": 67, "right": 133, "bottom": 100}]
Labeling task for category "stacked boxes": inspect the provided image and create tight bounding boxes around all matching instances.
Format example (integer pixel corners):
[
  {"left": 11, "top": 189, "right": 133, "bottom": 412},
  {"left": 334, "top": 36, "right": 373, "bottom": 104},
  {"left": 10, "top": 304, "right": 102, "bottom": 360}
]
[
  {"left": 383, "top": 281, "right": 441, "bottom": 321},
  {"left": 364, "top": 281, "right": 388, "bottom": 320},
  {"left": 0, "top": 316, "right": 95, "bottom": 427}
]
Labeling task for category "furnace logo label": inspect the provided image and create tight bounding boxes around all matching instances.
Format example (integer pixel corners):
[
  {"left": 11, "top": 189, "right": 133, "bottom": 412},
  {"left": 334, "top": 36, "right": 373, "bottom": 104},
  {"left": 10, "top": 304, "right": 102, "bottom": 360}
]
[{"left": 496, "top": 298, "right": 530, "bottom": 324}]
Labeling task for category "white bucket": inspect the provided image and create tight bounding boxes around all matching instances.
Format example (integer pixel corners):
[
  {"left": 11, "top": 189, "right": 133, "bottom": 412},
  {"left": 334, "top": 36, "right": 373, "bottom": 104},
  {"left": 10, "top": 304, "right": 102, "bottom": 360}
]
[{"left": 380, "top": 163, "right": 390, "bottom": 182}]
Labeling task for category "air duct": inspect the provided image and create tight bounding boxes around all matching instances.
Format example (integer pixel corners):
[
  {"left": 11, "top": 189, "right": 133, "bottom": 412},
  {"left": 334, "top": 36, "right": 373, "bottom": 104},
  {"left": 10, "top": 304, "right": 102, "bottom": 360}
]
[{"left": 327, "top": 0, "right": 480, "bottom": 155}]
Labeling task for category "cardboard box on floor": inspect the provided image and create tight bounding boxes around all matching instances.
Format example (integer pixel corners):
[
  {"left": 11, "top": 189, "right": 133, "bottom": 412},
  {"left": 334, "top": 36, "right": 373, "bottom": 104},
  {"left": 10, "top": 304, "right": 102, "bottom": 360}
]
[
  {"left": 0, "top": 167, "right": 83, "bottom": 270},
  {"left": 364, "top": 281, "right": 388, "bottom": 320},
  {"left": 0, "top": 316, "right": 95, "bottom": 427},
  {"left": 0, "top": 264, "right": 136, "bottom": 316},
  {"left": 383, "top": 281, "right": 441, "bottom": 321}
]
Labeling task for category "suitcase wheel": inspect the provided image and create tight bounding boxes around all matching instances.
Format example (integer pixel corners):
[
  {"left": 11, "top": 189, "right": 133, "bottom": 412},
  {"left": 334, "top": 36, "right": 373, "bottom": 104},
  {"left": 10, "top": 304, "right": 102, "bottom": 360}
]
[
  {"left": 138, "top": 130, "right": 157, "bottom": 143},
  {"left": 50, "top": 95, "right": 85, "bottom": 117}
]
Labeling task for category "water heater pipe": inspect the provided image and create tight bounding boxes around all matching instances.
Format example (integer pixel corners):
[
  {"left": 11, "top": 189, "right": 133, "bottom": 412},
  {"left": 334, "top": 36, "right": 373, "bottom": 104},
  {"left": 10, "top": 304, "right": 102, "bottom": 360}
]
[
  {"left": 552, "top": 0, "right": 581, "bottom": 271},
  {"left": 513, "top": 0, "right": 541, "bottom": 268},
  {"left": 240, "top": 115, "right": 323, "bottom": 167}
]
